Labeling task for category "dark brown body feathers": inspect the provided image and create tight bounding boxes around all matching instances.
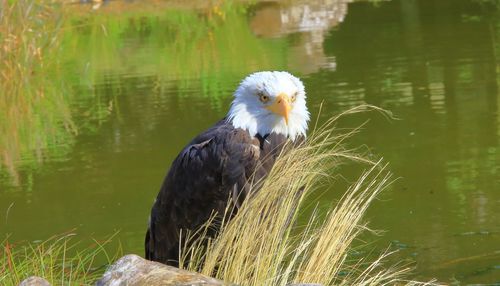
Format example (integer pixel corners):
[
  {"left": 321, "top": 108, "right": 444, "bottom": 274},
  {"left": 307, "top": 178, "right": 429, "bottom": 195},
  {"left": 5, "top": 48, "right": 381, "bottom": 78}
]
[{"left": 145, "top": 119, "right": 292, "bottom": 266}]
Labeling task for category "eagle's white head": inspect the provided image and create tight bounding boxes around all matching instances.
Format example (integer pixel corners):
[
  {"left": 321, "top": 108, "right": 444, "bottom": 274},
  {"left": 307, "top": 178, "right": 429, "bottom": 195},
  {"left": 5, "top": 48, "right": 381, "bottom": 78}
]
[{"left": 227, "top": 71, "right": 310, "bottom": 141}]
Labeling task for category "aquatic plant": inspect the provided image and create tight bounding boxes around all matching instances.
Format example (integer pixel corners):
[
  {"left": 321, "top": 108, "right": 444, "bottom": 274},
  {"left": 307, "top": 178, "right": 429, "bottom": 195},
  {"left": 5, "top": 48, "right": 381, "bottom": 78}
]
[
  {"left": 0, "top": 233, "right": 120, "bottom": 285},
  {"left": 180, "top": 106, "right": 434, "bottom": 285}
]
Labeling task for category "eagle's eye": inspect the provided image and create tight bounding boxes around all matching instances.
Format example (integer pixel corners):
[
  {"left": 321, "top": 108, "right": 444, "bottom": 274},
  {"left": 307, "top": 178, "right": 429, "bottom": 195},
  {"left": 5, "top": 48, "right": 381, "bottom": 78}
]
[
  {"left": 291, "top": 92, "right": 298, "bottom": 103},
  {"left": 258, "top": 92, "right": 270, "bottom": 103}
]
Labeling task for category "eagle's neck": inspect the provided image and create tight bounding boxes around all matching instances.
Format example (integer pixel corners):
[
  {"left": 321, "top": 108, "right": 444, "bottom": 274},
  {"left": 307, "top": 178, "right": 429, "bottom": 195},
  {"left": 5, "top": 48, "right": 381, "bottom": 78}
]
[{"left": 254, "top": 133, "right": 270, "bottom": 150}]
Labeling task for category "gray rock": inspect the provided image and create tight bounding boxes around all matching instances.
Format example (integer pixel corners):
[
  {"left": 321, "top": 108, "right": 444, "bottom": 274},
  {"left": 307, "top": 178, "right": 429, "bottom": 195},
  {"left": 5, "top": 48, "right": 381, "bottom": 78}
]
[
  {"left": 96, "top": 254, "right": 229, "bottom": 286},
  {"left": 18, "top": 276, "right": 51, "bottom": 286}
]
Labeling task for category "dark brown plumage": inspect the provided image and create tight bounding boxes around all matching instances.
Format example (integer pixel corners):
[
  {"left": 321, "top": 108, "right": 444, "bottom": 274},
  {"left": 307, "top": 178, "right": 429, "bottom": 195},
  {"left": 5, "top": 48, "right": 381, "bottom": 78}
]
[{"left": 145, "top": 119, "right": 293, "bottom": 266}]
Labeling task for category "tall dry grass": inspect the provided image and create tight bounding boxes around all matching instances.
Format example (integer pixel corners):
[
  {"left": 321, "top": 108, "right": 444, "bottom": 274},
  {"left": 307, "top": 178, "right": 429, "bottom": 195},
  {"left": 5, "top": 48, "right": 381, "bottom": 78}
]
[
  {"left": 0, "top": 0, "right": 76, "bottom": 185},
  {"left": 180, "top": 106, "right": 434, "bottom": 285}
]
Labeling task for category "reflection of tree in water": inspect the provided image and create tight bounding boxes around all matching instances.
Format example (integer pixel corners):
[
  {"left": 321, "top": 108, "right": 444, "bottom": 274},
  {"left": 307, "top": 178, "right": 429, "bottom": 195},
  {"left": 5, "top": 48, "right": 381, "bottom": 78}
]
[
  {"left": 319, "top": 0, "right": 500, "bottom": 282},
  {"left": 250, "top": 0, "right": 351, "bottom": 73}
]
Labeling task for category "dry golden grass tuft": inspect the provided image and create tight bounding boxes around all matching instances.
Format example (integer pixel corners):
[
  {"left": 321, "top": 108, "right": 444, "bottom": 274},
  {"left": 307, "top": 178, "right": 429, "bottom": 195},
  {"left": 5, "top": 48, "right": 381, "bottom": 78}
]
[{"left": 180, "top": 106, "right": 435, "bottom": 286}]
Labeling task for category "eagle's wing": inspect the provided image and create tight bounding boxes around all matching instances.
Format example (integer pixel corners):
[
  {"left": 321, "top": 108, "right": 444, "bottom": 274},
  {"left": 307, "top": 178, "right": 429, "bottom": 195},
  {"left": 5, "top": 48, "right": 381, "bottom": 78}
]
[{"left": 145, "top": 120, "right": 265, "bottom": 266}]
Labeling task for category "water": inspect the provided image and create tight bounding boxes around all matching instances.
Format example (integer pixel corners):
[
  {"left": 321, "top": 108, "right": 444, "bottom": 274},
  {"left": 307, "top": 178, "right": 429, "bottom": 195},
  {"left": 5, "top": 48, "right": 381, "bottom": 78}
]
[{"left": 1, "top": 0, "right": 500, "bottom": 284}]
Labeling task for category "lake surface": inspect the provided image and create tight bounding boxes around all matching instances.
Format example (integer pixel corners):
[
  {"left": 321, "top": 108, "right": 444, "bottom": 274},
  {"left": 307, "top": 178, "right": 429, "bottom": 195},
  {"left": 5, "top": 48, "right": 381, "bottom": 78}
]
[{"left": 1, "top": 0, "right": 499, "bottom": 284}]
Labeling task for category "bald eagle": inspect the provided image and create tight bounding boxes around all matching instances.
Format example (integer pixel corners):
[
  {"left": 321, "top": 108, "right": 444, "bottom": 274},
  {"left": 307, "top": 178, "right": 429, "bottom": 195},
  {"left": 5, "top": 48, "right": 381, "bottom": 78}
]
[{"left": 145, "top": 71, "right": 310, "bottom": 266}]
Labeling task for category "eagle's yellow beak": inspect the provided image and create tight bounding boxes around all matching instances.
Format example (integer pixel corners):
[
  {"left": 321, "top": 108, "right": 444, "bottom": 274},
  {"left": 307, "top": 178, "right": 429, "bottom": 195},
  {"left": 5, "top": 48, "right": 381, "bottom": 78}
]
[{"left": 266, "top": 93, "right": 291, "bottom": 125}]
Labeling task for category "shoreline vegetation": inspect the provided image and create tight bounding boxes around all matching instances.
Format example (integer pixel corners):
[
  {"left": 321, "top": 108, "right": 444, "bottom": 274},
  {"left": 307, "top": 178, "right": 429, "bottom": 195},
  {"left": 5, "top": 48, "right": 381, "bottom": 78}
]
[{"left": 0, "top": 0, "right": 76, "bottom": 186}]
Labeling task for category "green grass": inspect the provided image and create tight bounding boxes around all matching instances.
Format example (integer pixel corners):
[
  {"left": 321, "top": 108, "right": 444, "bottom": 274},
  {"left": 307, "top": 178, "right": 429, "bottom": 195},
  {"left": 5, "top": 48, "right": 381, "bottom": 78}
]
[
  {"left": 0, "top": 233, "right": 121, "bottom": 286},
  {"left": 179, "top": 106, "right": 436, "bottom": 285}
]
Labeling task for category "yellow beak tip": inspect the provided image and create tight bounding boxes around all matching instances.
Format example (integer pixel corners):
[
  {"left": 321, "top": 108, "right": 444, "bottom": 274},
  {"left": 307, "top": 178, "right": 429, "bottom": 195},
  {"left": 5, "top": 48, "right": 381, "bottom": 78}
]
[{"left": 265, "top": 93, "right": 291, "bottom": 124}]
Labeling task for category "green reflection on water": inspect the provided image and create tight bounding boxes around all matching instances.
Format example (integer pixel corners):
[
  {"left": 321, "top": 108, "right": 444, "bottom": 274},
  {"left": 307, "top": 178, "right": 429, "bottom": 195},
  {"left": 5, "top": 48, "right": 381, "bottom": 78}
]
[{"left": 1, "top": 0, "right": 500, "bottom": 284}]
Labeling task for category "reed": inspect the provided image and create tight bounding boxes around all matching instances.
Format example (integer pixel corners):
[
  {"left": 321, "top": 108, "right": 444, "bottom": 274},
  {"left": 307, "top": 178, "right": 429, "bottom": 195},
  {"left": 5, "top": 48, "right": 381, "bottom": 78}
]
[{"left": 180, "top": 106, "right": 434, "bottom": 285}]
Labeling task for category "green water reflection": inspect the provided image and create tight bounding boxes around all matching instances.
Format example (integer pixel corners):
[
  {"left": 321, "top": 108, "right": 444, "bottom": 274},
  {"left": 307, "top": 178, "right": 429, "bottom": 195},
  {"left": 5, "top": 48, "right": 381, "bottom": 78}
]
[{"left": 1, "top": 0, "right": 499, "bottom": 284}]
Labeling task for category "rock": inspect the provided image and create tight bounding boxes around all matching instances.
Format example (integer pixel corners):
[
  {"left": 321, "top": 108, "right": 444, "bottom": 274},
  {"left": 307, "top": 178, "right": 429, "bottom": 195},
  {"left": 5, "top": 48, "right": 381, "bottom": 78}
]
[
  {"left": 96, "top": 254, "right": 230, "bottom": 286},
  {"left": 18, "top": 276, "right": 51, "bottom": 286}
]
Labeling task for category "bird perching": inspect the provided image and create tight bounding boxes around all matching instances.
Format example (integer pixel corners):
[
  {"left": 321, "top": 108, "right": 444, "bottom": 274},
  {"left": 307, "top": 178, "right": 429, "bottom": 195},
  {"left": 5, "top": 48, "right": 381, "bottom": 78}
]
[{"left": 145, "top": 71, "right": 310, "bottom": 266}]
